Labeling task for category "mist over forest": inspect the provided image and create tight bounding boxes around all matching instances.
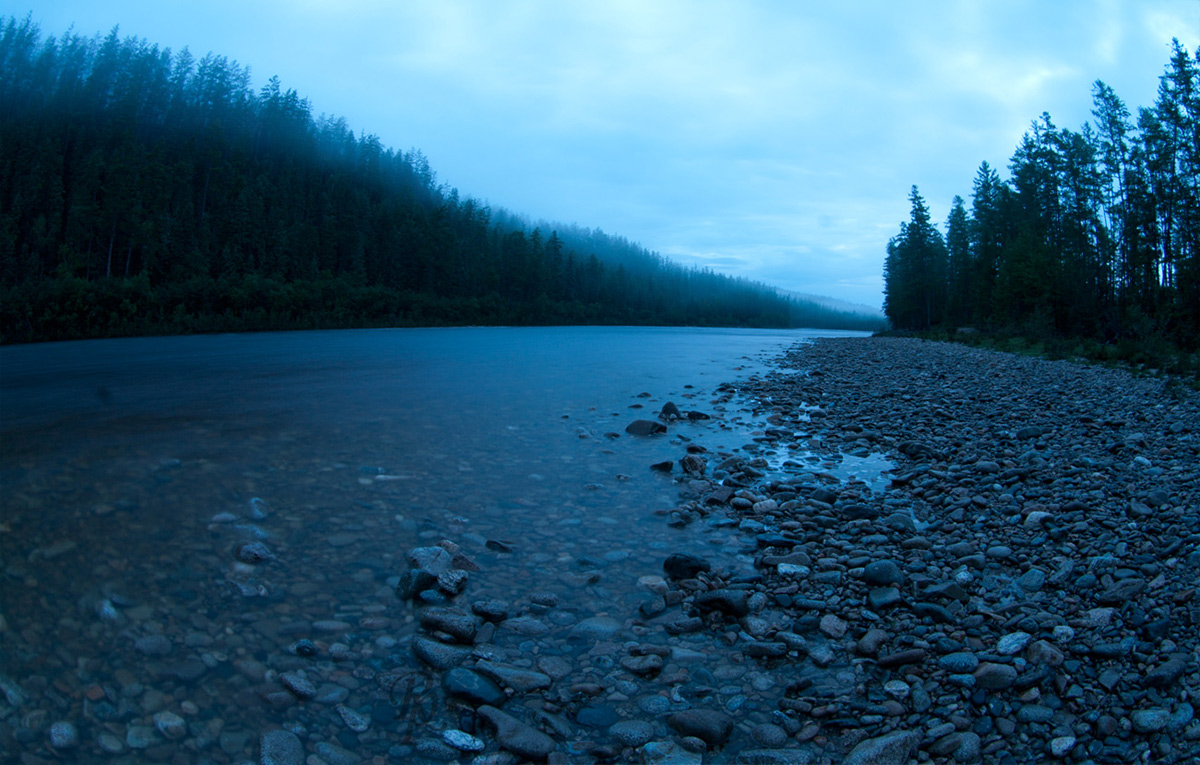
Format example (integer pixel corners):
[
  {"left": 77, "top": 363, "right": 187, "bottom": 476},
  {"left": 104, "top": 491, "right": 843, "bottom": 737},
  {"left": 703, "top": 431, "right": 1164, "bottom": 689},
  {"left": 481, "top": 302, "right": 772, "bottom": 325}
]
[{"left": 0, "top": 15, "right": 884, "bottom": 343}]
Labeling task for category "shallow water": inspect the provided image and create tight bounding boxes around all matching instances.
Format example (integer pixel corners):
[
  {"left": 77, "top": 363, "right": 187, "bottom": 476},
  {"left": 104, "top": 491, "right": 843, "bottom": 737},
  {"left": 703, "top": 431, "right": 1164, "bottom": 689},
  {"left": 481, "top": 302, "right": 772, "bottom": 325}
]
[{"left": 0, "top": 326, "right": 875, "bottom": 759}]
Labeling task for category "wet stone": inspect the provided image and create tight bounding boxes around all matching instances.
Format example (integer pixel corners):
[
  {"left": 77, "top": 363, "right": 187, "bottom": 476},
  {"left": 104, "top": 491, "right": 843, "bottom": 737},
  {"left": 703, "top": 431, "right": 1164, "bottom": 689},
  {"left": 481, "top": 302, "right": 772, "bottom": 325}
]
[
  {"left": 664, "top": 552, "right": 711, "bottom": 579},
  {"left": 696, "top": 589, "right": 751, "bottom": 618},
  {"left": 478, "top": 705, "right": 557, "bottom": 759},
  {"left": 419, "top": 606, "right": 477, "bottom": 643},
  {"left": 444, "top": 668, "right": 506, "bottom": 707},
  {"left": 260, "top": 729, "right": 304, "bottom": 765},
  {"left": 610, "top": 719, "right": 655, "bottom": 748},
  {"left": 47, "top": 721, "right": 77, "bottom": 749},
  {"left": 668, "top": 709, "right": 734, "bottom": 746},
  {"left": 412, "top": 637, "right": 471, "bottom": 669},
  {"left": 974, "top": 662, "right": 1018, "bottom": 690},
  {"left": 443, "top": 729, "right": 485, "bottom": 752}
]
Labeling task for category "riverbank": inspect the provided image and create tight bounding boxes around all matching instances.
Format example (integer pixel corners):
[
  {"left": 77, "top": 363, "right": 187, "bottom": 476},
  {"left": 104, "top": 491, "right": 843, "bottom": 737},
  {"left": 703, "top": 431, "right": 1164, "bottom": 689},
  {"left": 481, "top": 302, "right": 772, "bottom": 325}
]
[
  {"left": 667, "top": 336, "right": 1198, "bottom": 762},
  {"left": 3, "top": 333, "right": 1197, "bottom": 763}
]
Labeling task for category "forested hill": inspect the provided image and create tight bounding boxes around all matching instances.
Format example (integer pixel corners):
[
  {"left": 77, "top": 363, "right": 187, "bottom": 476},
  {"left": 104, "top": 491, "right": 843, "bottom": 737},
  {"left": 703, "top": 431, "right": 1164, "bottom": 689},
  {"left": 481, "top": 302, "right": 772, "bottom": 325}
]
[
  {"left": 0, "top": 16, "right": 883, "bottom": 343},
  {"left": 883, "top": 39, "right": 1199, "bottom": 354}
]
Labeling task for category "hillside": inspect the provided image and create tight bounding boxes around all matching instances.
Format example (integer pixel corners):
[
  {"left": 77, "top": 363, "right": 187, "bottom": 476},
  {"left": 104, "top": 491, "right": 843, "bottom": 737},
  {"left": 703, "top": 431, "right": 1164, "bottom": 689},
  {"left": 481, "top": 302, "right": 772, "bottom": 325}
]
[{"left": 0, "top": 16, "right": 884, "bottom": 342}]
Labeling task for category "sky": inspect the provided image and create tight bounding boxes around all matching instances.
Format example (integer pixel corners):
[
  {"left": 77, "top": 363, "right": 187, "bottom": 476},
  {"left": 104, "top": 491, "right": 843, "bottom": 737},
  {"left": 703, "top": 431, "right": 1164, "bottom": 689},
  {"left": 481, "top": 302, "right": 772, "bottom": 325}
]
[{"left": 15, "top": 1, "right": 1200, "bottom": 310}]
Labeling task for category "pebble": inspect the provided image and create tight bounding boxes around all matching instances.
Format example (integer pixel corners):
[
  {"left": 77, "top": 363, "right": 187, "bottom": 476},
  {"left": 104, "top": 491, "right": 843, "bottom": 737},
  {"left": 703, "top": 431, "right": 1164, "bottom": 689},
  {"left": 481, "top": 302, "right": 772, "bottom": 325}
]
[
  {"left": 47, "top": 721, "right": 77, "bottom": 749},
  {"left": 260, "top": 729, "right": 304, "bottom": 765}
]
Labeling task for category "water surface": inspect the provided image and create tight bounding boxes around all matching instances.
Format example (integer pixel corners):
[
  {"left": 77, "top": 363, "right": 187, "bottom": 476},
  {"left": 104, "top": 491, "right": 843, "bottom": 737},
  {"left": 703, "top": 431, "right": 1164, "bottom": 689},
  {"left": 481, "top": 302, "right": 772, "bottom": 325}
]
[{"left": 0, "top": 326, "right": 869, "bottom": 759}]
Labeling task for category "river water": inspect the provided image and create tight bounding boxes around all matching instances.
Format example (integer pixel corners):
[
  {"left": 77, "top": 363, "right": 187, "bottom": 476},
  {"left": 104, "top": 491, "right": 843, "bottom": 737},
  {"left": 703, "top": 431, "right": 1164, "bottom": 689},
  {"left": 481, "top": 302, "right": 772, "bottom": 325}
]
[{"left": 0, "top": 326, "right": 876, "bottom": 761}]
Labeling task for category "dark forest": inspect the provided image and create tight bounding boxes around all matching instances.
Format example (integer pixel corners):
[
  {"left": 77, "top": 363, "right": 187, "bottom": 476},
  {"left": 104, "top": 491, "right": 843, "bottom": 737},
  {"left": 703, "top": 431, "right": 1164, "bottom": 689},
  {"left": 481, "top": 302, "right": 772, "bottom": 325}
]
[
  {"left": 0, "top": 16, "right": 884, "bottom": 343},
  {"left": 884, "top": 40, "right": 1199, "bottom": 362}
]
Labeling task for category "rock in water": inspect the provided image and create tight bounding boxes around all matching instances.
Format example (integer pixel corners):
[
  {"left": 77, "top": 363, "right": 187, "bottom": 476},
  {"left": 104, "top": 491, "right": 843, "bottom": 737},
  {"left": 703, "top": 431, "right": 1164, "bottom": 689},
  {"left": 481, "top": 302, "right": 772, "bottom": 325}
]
[
  {"left": 843, "top": 730, "right": 921, "bottom": 765},
  {"left": 626, "top": 419, "right": 667, "bottom": 436},
  {"left": 477, "top": 705, "right": 556, "bottom": 759},
  {"left": 667, "top": 709, "right": 734, "bottom": 746},
  {"left": 260, "top": 729, "right": 304, "bottom": 765},
  {"left": 663, "top": 552, "right": 711, "bottom": 579}
]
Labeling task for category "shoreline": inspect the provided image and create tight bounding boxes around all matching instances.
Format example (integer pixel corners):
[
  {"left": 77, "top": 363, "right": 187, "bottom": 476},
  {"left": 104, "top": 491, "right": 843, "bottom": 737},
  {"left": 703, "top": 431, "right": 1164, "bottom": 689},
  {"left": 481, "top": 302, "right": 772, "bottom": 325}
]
[{"left": 657, "top": 335, "right": 1198, "bottom": 762}]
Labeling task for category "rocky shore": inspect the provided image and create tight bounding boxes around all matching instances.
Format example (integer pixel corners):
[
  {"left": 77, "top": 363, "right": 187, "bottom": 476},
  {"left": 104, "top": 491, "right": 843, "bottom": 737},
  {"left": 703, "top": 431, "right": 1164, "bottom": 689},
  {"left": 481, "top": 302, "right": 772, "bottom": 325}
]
[
  {"left": 3, "top": 336, "right": 1198, "bottom": 764},
  {"left": 646, "top": 336, "right": 1200, "bottom": 763}
]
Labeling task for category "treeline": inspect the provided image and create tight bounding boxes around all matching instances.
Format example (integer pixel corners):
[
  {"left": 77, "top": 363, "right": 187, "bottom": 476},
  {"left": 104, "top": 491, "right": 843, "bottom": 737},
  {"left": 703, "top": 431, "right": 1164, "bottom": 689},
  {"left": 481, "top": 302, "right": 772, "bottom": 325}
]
[
  {"left": 0, "top": 15, "right": 883, "bottom": 342},
  {"left": 884, "top": 40, "right": 1199, "bottom": 352}
]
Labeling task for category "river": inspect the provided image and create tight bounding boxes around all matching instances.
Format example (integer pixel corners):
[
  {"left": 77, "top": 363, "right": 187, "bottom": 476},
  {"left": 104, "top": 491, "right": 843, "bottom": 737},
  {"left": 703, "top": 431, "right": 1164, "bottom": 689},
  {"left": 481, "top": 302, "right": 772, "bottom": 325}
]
[{"left": 0, "top": 326, "right": 877, "bottom": 761}]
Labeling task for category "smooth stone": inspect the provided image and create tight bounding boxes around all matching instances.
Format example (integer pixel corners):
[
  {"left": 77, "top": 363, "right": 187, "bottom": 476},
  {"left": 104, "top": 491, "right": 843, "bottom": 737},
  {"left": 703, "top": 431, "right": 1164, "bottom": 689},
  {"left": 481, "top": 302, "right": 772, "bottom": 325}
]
[
  {"left": 664, "top": 553, "right": 711, "bottom": 579},
  {"left": 500, "top": 616, "right": 550, "bottom": 636},
  {"left": 570, "top": 615, "right": 622, "bottom": 640},
  {"left": 419, "top": 606, "right": 477, "bottom": 643},
  {"left": 47, "top": 721, "right": 78, "bottom": 749},
  {"left": 819, "top": 613, "right": 848, "bottom": 639},
  {"left": 153, "top": 710, "right": 187, "bottom": 739},
  {"left": 997, "top": 631, "right": 1033, "bottom": 655},
  {"left": 938, "top": 652, "right": 980, "bottom": 673},
  {"left": 627, "top": 419, "right": 667, "bottom": 436},
  {"left": 260, "top": 729, "right": 304, "bottom": 765},
  {"left": 408, "top": 546, "right": 453, "bottom": 574},
  {"left": 475, "top": 659, "right": 553, "bottom": 692},
  {"left": 477, "top": 705, "right": 556, "bottom": 759},
  {"left": 411, "top": 637, "right": 471, "bottom": 669},
  {"left": 668, "top": 709, "right": 734, "bottom": 746},
  {"left": 695, "top": 589, "right": 751, "bottom": 618},
  {"left": 1049, "top": 735, "right": 1076, "bottom": 757},
  {"left": 279, "top": 671, "right": 317, "bottom": 699},
  {"left": 443, "top": 668, "right": 506, "bottom": 706},
  {"left": 577, "top": 704, "right": 621, "bottom": 728},
  {"left": 862, "top": 559, "right": 904, "bottom": 586},
  {"left": 442, "top": 729, "right": 486, "bottom": 752},
  {"left": 843, "top": 730, "right": 921, "bottom": 765},
  {"left": 610, "top": 719, "right": 655, "bottom": 747},
  {"left": 1131, "top": 708, "right": 1171, "bottom": 733},
  {"left": 974, "top": 662, "right": 1018, "bottom": 690}
]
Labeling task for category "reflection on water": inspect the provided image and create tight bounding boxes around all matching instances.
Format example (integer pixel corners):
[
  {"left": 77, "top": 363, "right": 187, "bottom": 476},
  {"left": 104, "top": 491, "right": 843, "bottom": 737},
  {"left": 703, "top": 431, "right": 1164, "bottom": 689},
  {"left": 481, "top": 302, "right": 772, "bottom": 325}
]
[{"left": 0, "top": 326, "right": 873, "bottom": 760}]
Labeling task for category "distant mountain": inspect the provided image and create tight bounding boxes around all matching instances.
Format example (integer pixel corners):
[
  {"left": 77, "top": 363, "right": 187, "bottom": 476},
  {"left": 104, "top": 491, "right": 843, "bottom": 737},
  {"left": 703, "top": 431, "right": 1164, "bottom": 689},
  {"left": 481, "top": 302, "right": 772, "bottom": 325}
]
[{"left": 779, "top": 290, "right": 884, "bottom": 318}]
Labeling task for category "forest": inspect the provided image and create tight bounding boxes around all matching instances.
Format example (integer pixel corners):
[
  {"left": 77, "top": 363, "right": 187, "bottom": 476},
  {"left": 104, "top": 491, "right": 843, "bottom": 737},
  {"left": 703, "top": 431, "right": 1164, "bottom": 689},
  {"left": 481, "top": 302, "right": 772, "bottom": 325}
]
[
  {"left": 0, "top": 15, "right": 884, "bottom": 343},
  {"left": 884, "top": 40, "right": 1199, "bottom": 367}
]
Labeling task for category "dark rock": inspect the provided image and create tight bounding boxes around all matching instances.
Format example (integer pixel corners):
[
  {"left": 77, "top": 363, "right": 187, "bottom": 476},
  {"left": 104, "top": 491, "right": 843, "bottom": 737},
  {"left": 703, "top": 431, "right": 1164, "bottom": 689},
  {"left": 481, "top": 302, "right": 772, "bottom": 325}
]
[
  {"left": 695, "top": 589, "right": 751, "bottom": 618},
  {"left": 867, "top": 587, "right": 902, "bottom": 610},
  {"left": 843, "top": 730, "right": 920, "bottom": 765},
  {"left": 576, "top": 704, "right": 621, "bottom": 728},
  {"left": 876, "top": 649, "right": 926, "bottom": 668},
  {"left": 444, "top": 669, "right": 505, "bottom": 707},
  {"left": 664, "top": 616, "right": 704, "bottom": 635},
  {"left": 419, "top": 607, "right": 476, "bottom": 644},
  {"left": 974, "top": 662, "right": 1018, "bottom": 690},
  {"left": 680, "top": 455, "right": 707, "bottom": 475},
  {"left": 411, "top": 637, "right": 470, "bottom": 669},
  {"left": 260, "top": 729, "right": 304, "bottom": 765},
  {"left": 1143, "top": 654, "right": 1189, "bottom": 688},
  {"left": 236, "top": 542, "right": 275, "bottom": 564},
  {"left": 663, "top": 552, "right": 711, "bottom": 579},
  {"left": 470, "top": 599, "right": 510, "bottom": 622},
  {"left": 395, "top": 569, "right": 438, "bottom": 600},
  {"left": 1097, "top": 577, "right": 1146, "bottom": 604},
  {"left": 626, "top": 419, "right": 667, "bottom": 436},
  {"left": 661, "top": 401, "right": 683, "bottom": 419},
  {"left": 650, "top": 460, "right": 674, "bottom": 473},
  {"left": 687, "top": 410, "right": 711, "bottom": 420},
  {"left": 609, "top": 720, "right": 654, "bottom": 747},
  {"left": 862, "top": 559, "right": 904, "bottom": 586},
  {"left": 668, "top": 709, "right": 734, "bottom": 746},
  {"left": 477, "top": 705, "right": 556, "bottom": 760},
  {"left": 841, "top": 504, "right": 880, "bottom": 520}
]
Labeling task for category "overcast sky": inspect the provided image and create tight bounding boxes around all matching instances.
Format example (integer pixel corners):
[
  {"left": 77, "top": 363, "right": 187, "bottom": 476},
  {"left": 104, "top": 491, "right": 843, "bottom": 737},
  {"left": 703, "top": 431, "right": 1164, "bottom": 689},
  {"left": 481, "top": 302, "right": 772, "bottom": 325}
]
[{"left": 19, "top": 1, "right": 1200, "bottom": 309}]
